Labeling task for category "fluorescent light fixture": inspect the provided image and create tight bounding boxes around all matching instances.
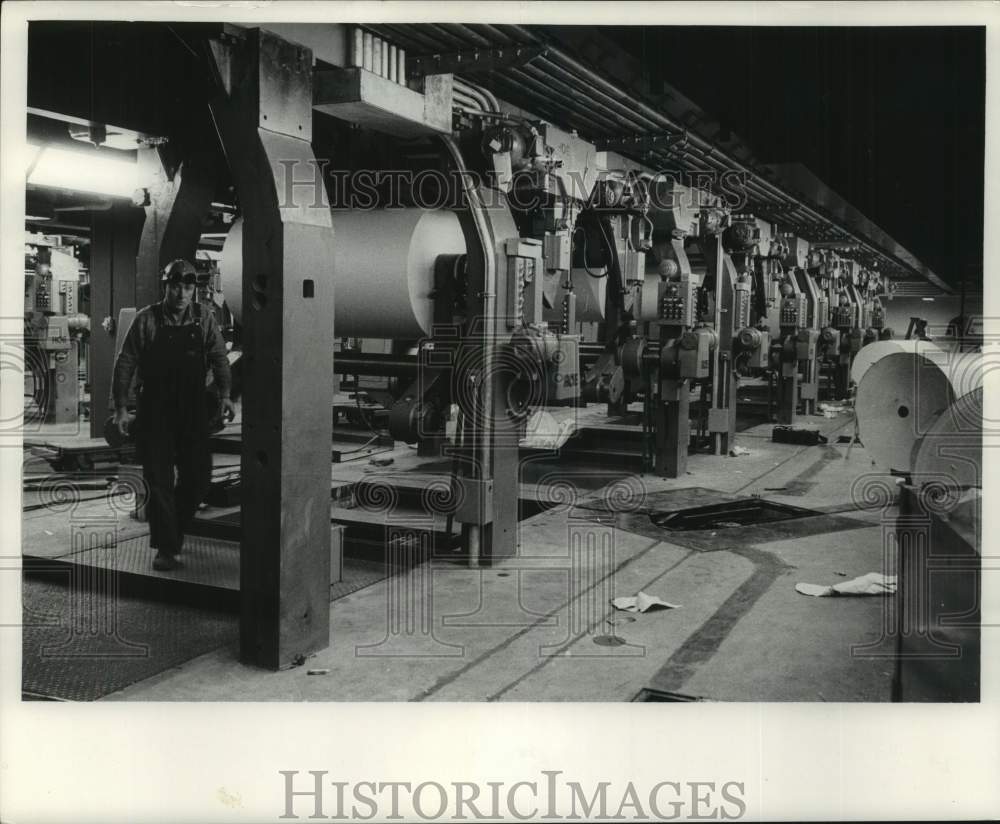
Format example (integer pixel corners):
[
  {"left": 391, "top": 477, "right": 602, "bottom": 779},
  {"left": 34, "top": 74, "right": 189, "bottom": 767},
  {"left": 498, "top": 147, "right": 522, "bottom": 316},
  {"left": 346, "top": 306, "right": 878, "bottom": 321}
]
[
  {"left": 26, "top": 142, "right": 139, "bottom": 199},
  {"left": 922, "top": 297, "right": 935, "bottom": 302}
]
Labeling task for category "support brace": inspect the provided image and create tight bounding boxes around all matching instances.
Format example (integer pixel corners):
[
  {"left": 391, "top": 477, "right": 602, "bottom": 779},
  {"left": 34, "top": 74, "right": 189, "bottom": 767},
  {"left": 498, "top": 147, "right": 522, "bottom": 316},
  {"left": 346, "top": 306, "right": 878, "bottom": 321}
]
[{"left": 208, "top": 28, "right": 335, "bottom": 669}]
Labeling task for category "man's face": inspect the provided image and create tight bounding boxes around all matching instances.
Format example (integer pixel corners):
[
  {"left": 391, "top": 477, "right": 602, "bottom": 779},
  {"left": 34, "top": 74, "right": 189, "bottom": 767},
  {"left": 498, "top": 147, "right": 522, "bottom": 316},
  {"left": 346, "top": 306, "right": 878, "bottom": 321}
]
[{"left": 165, "top": 282, "right": 195, "bottom": 312}]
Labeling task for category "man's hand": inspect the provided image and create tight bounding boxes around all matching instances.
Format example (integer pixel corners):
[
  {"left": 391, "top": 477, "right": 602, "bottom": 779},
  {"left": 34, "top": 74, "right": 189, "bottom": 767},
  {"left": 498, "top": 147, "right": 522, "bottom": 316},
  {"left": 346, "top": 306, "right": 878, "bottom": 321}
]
[
  {"left": 113, "top": 407, "right": 133, "bottom": 437},
  {"left": 220, "top": 398, "right": 236, "bottom": 423}
]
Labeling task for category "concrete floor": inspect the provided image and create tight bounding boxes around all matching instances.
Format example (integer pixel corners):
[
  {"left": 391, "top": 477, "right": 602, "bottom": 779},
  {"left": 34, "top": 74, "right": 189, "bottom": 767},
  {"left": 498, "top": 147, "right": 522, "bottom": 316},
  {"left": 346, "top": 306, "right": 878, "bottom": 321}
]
[{"left": 18, "top": 407, "right": 898, "bottom": 703}]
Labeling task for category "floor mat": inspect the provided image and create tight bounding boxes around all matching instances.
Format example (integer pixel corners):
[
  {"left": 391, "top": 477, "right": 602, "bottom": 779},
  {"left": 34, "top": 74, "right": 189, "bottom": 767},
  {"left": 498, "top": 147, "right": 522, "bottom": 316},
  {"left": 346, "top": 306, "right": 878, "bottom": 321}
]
[
  {"left": 21, "top": 574, "right": 237, "bottom": 701},
  {"left": 22, "top": 540, "right": 407, "bottom": 700}
]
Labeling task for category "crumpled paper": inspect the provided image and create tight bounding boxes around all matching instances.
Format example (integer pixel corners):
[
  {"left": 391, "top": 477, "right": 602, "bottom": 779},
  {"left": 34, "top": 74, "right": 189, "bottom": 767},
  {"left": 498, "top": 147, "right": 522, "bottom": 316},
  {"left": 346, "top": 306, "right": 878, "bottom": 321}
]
[
  {"left": 519, "top": 410, "right": 577, "bottom": 450},
  {"left": 795, "top": 572, "right": 897, "bottom": 597},
  {"left": 611, "top": 591, "right": 682, "bottom": 612},
  {"left": 818, "top": 402, "right": 848, "bottom": 418}
]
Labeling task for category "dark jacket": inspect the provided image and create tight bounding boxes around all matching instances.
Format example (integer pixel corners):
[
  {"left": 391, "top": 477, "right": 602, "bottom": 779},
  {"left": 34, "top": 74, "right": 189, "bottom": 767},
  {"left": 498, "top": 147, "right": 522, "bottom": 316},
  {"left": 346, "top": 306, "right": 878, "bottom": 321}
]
[{"left": 112, "top": 301, "right": 231, "bottom": 409}]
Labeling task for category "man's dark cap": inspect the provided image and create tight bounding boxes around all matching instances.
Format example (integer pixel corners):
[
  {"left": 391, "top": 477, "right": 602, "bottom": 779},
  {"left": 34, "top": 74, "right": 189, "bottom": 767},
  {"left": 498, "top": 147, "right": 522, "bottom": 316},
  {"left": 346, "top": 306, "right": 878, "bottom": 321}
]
[{"left": 162, "top": 259, "right": 197, "bottom": 285}]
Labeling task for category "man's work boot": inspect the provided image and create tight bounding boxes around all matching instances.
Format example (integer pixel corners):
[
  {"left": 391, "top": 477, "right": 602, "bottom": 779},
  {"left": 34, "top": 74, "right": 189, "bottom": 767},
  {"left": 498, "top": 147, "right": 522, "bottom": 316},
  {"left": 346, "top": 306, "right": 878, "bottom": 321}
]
[{"left": 152, "top": 551, "right": 181, "bottom": 571}]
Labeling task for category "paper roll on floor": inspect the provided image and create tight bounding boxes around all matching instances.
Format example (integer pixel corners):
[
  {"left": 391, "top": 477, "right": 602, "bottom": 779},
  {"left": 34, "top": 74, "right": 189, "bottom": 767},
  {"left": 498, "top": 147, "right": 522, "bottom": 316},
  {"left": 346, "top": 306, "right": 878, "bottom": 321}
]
[
  {"left": 849, "top": 339, "right": 944, "bottom": 387},
  {"left": 855, "top": 349, "right": 983, "bottom": 473},
  {"left": 911, "top": 386, "right": 983, "bottom": 487}
]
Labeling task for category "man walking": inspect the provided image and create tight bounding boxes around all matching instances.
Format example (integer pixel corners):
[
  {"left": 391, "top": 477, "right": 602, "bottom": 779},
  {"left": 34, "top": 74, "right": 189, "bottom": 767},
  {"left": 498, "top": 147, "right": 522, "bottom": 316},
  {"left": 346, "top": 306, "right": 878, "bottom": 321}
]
[{"left": 113, "top": 259, "right": 235, "bottom": 570}]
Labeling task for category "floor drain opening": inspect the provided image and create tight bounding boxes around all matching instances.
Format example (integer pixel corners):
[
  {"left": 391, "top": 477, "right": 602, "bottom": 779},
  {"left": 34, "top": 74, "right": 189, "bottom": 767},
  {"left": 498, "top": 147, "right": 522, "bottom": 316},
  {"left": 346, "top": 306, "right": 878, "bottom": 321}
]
[{"left": 650, "top": 498, "right": 819, "bottom": 531}]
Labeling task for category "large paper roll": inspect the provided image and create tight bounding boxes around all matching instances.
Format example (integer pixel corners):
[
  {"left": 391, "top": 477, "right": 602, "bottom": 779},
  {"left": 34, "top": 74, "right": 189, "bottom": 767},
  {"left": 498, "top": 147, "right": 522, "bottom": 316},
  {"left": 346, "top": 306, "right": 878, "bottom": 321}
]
[
  {"left": 855, "top": 349, "right": 983, "bottom": 473},
  {"left": 911, "top": 387, "right": 982, "bottom": 488},
  {"left": 219, "top": 217, "right": 244, "bottom": 321},
  {"left": 331, "top": 208, "right": 466, "bottom": 338},
  {"left": 850, "top": 339, "right": 944, "bottom": 386},
  {"left": 220, "top": 209, "right": 467, "bottom": 339}
]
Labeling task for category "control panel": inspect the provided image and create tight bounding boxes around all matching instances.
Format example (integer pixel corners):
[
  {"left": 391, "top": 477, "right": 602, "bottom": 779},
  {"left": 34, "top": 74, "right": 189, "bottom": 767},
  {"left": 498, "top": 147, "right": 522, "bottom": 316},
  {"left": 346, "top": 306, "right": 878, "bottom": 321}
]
[
  {"left": 657, "top": 279, "right": 696, "bottom": 326},
  {"left": 733, "top": 279, "right": 752, "bottom": 329},
  {"left": 780, "top": 294, "right": 807, "bottom": 328},
  {"left": 505, "top": 238, "right": 544, "bottom": 328}
]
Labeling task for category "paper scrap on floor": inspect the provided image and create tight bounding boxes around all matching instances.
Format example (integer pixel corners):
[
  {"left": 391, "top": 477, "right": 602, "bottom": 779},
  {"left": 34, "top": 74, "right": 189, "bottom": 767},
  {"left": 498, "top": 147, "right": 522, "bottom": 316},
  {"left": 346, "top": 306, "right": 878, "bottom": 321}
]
[
  {"left": 818, "top": 402, "right": 848, "bottom": 417},
  {"left": 795, "top": 572, "right": 897, "bottom": 597},
  {"left": 611, "top": 591, "right": 681, "bottom": 612},
  {"left": 520, "top": 409, "right": 577, "bottom": 450}
]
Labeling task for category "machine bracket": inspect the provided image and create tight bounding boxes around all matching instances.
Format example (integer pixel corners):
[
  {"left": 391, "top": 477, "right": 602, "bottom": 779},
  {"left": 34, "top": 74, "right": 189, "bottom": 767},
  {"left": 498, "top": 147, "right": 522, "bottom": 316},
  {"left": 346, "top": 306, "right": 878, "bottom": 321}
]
[
  {"left": 408, "top": 45, "right": 548, "bottom": 76},
  {"left": 596, "top": 131, "right": 687, "bottom": 154}
]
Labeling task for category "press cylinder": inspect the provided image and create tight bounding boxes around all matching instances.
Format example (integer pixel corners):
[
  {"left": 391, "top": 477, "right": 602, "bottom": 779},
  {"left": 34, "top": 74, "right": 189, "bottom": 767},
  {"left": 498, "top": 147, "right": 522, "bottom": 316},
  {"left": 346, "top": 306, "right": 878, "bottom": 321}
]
[{"left": 220, "top": 208, "right": 467, "bottom": 339}]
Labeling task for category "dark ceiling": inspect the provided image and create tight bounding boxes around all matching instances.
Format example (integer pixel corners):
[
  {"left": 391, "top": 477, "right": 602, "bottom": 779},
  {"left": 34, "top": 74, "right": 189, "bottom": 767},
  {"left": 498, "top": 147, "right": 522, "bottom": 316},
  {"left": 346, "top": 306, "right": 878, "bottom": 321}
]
[
  {"left": 26, "top": 22, "right": 984, "bottom": 289},
  {"left": 602, "top": 26, "right": 985, "bottom": 288}
]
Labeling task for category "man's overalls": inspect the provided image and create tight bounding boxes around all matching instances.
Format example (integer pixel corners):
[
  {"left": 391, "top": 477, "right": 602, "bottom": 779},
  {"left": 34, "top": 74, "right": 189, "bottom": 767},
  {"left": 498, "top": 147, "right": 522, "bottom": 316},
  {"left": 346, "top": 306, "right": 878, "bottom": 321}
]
[{"left": 136, "top": 303, "right": 212, "bottom": 558}]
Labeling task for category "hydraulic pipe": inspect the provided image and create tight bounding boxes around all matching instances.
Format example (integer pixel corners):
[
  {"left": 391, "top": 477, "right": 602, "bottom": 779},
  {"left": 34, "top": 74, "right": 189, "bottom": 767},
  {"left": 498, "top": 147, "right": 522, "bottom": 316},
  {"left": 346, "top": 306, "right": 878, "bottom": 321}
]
[
  {"left": 334, "top": 347, "right": 609, "bottom": 379},
  {"left": 517, "top": 64, "right": 652, "bottom": 134},
  {"left": 334, "top": 354, "right": 420, "bottom": 378},
  {"left": 503, "top": 70, "right": 621, "bottom": 135}
]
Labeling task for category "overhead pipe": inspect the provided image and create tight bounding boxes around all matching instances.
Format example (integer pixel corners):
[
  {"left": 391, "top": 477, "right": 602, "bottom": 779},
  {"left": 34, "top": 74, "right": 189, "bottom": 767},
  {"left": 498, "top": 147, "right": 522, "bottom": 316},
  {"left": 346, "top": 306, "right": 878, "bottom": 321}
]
[
  {"left": 476, "top": 74, "right": 604, "bottom": 135},
  {"left": 468, "top": 23, "right": 522, "bottom": 45},
  {"left": 523, "top": 60, "right": 664, "bottom": 135},
  {"left": 501, "top": 70, "right": 623, "bottom": 135},
  {"left": 506, "top": 32, "right": 908, "bottom": 267},
  {"left": 516, "top": 63, "right": 655, "bottom": 134},
  {"left": 433, "top": 23, "right": 492, "bottom": 48},
  {"left": 460, "top": 78, "right": 500, "bottom": 112},
  {"left": 453, "top": 89, "right": 486, "bottom": 112},
  {"left": 473, "top": 83, "right": 501, "bottom": 113},
  {"left": 453, "top": 78, "right": 493, "bottom": 112},
  {"left": 369, "top": 23, "right": 448, "bottom": 52},
  {"left": 375, "top": 22, "right": 914, "bottom": 276}
]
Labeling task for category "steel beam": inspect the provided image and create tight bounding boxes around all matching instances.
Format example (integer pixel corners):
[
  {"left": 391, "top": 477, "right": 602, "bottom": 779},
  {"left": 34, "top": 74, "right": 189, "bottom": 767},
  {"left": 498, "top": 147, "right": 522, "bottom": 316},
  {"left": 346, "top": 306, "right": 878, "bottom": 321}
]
[{"left": 208, "top": 28, "right": 335, "bottom": 669}]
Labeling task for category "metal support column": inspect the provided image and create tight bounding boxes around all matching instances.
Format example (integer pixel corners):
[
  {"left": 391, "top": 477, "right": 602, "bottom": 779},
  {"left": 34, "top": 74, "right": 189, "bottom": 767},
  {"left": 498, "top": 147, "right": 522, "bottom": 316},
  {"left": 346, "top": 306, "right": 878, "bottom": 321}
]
[
  {"left": 654, "top": 377, "right": 690, "bottom": 477},
  {"left": 799, "top": 354, "right": 818, "bottom": 416},
  {"left": 208, "top": 28, "right": 335, "bottom": 668},
  {"left": 777, "top": 344, "right": 798, "bottom": 425},
  {"left": 88, "top": 203, "right": 144, "bottom": 438},
  {"left": 445, "top": 148, "right": 521, "bottom": 565},
  {"left": 134, "top": 138, "right": 218, "bottom": 309},
  {"left": 703, "top": 235, "right": 737, "bottom": 455}
]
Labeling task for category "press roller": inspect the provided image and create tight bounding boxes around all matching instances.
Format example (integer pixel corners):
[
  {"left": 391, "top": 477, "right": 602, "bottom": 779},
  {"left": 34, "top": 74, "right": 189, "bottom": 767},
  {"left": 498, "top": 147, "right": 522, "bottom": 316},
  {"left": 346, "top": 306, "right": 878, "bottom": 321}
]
[{"left": 220, "top": 208, "right": 467, "bottom": 338}]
